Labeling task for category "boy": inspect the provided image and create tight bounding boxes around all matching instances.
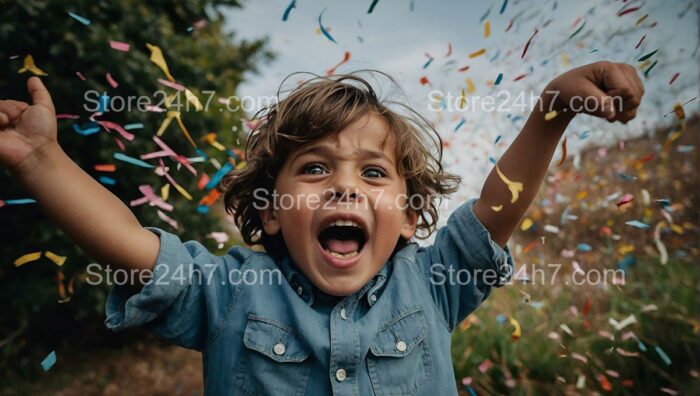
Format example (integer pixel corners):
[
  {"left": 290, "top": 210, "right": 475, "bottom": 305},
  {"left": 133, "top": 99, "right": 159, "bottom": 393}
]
[{"left": 0, "top": 61, "right": 642, "bottom": 395}]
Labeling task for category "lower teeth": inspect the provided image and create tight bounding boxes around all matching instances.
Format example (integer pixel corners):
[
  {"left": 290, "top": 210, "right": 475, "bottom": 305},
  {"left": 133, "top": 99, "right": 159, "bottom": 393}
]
[{"left": 328, "top": 250, "right": 358, "bottom": 259}]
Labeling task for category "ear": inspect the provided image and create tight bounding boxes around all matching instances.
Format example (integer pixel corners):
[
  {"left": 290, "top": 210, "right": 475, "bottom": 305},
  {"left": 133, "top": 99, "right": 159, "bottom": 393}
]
[
  {"left": 260, "top": 208, "right": 281, "bottom": 236},
  {"left": 400, "top": 209, "right": 418, "bottom": 240}
]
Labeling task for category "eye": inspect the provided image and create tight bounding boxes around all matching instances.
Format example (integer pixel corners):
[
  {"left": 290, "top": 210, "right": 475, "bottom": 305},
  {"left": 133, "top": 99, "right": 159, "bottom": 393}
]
[
  {"left": 362, "top": 165, "right": 387, "bottom": 178},
  {"left": 302, "top": 162, "right": 328, "bottom": 175}
]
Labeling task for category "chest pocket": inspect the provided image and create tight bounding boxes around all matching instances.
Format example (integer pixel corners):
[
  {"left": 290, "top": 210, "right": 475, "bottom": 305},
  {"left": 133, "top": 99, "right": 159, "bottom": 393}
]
[
  {"left": 233, "top": 314, "right": 312, "bottom": 396},
  {"left": 367, "top": 307, "right": 433, "bottom": 395}
]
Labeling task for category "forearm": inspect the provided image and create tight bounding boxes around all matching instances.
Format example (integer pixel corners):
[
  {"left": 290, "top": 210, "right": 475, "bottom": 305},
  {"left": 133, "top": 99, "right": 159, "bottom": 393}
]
[
  {"left": 473, "top": 89, "right": 574, "bottom": 247},
  {"left": 14, "top": 142, "right": 159, "bottom": 272}
]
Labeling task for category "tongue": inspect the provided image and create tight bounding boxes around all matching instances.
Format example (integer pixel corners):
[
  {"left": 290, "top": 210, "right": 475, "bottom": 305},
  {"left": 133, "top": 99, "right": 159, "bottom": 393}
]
[{"left": 325, "top": 238, "right": 359, "bottom": 254}]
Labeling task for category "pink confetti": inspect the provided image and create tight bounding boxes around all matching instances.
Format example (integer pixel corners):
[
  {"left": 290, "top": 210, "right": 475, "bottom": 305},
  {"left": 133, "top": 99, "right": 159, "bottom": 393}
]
[
  {"left": 97, "top": 120, "right": 134, "bottom": 141},
  {"left": 158, "top": 78, "right": 186, "bottom": 91},
  {"left": 56, "top": 114, "right": 79, "bottom": 119},
  {"left": 130, "top": 185, "right": 173, "bottom": 211},
  {"left": 106, "top": 73, "right": 119, "bottom": 88},
  {"left": 109, "top": 40, "right": 130, "bottom": 52},
  {"left": 76, "top": 71, "right": 86, "bottom": 81}
]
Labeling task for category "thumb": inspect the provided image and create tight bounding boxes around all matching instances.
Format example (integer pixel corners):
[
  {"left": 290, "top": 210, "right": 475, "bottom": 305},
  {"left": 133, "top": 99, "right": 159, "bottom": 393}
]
[{"left": 27, "top": 77, "right": 55, "bottom": 113}]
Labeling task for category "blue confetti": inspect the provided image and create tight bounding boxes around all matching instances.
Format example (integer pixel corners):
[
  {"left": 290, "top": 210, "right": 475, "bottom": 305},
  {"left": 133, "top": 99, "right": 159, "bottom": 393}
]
[
  {"left": 98, "top": 176, "right": 116, "bottom": 185},
  {"left": 625, "top": 220, "right": 650, "bottom": 229},
  {"left": 4, "top": 198, "right": 37, "bottom": 205},
  {"left": 453, "top": 117, "right": 465, "bottom": 132},
  {"left": 494, "top": 73, "right": 503, "bottom": 85},
  {"left": 282, "top": 0, "right": 296, "bottom": 21},
  {"left": 577, "top": 243, "right": 592, "bottom": 252},
  {"left": 123, "top": 123, "right": 144, "bottom": 130},
  {"left": 318, "top": 9, "right": 337, "bottom": 44},
  {"left": 40, "top": 351, "right": 56, "bottom": 372},
  {"left": 72, "top": 122, "right": 100, "bottom": 136},
  {"left": 97, "top": 94, "right": 110, "bottom": 113},
  {"left": 68, "top": 12, "right": 91, "bottom": 26},
  {"left": 113, "top": 153, "right": 154, "bottom": 168},
  {"left": 655, "top": 346, "right": 672, "bottom": 366},
  {"left": 204, "top": 161, "right": 234, "bottom": 190}
]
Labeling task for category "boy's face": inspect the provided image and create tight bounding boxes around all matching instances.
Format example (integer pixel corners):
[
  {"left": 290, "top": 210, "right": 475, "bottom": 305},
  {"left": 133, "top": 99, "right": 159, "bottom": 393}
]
[{"left": 261, "top": 113, "right": 418, "bottom": 296}]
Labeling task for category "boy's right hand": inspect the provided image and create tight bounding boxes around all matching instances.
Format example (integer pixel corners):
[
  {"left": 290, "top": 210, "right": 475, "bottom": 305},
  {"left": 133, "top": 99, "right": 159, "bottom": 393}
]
[{"left": 0, "top": 77, "right": 57, "bottom": 174}]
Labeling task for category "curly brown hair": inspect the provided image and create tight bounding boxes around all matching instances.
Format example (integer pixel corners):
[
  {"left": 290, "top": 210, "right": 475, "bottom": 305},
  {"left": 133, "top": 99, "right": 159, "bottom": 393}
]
[{"left": 220, "top": 71, "right": 461, "bottom": 258}]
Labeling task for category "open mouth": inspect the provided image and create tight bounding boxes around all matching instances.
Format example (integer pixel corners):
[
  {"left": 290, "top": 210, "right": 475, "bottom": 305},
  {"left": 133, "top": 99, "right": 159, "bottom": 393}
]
[{"left": 317, "top": 219, "right": 367, "bottom": 260}]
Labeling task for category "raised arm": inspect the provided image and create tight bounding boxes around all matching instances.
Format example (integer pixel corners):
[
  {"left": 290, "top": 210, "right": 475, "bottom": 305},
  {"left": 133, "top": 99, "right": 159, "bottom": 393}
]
[
  {"left": 473, "top": 61, "right": 644, "bottom": 247},
  {"left": 0, "top": 77, "right": 159, "bottom": 277}
]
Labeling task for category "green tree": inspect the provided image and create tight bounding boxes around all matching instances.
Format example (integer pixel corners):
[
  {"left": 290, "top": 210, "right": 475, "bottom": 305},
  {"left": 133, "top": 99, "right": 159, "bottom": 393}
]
[{"left": 0, "top": 0, "right": 272, "bottom": 376}]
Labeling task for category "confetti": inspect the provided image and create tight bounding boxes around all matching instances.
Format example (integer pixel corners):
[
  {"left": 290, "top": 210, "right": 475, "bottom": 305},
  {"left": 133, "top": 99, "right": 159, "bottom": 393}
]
[
  {"left": 625, "top": 220, "right": 650, "bottom": 229},
  {"left": 14, "top": 252, "right": 42, "bottom": 267},
  {"left": 521, "top": 28, "right": 539, "bottom": 59},
  {"left": 282, "top": 0, "right": 296, "bottom": 21},
  {"left": 17, "top": 55, "right": 48, "bottom": 76},
  {"left": 468, "top": 48, "right": 486, "bottom": 58},
  {"left": 318, "top": 9, "right": 337, "bottom": 44},
  {"left": 637, "top": 50, "right": 658, "bottom": 62},
  {"left": 109, "top": 40, "right": 130, "bottom": 52},
  {"left": 327, "top": 51, "right": 350, "bottom": 75},
  {"left": 68, "top": 12, "right": 90, "bottom": 25},
  {"left": 44, "top": 251, "right": 66, "bottom": 266},
  {"left": 146, "top": 43, "right": 175, "bottom": 82},
  {"left": 495, "top": 164, "right": 523, "bottom": 203},
  {"left": 544, "top": 110, "right": 558, "bottom": 121},
  {"left": 367, "top": 0, "right": 380, "bottom": 14},
  {"left": 510, "top": 317, "right": 521, "bottom": 340},
  {"left": 556, "top": 137, "right": 567, "bottom": 165},
  {"left": 654, "top": 222, "right": 669, "bottom": 265},
  {"left": 40, "top": 351, "right": 57, "bottom": 372}
]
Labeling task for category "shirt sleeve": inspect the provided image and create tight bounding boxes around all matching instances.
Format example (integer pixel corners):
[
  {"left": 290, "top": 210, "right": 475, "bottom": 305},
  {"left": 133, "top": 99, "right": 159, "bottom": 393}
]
[
  {"left": 104, "top": 226, "right": 250, "bottom": 351},
  {"left": 416, "top": 198, "right": 514, "bottom": 331}
]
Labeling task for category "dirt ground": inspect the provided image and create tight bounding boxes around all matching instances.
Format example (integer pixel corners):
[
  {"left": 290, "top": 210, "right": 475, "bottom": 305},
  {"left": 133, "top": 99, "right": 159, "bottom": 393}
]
[{"left": 2, "top": 340, "right": 203, "bottom": 395}]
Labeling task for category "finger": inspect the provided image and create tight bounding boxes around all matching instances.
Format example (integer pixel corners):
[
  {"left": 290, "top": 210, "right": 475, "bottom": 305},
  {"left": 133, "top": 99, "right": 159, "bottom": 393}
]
[
  {"left": 622, "top": 63, "right": 644, "bottom": 98},
  {"left": 579, "top": 80, "right": 617, "bottom": 121},
  {"left": 0, "top": 111, "right": 9, "bottom": 127},
  {"left": 0, "top": 100, "right": 29, "bottom": 121},
  {"left": 599, "top": 62, "right": 635, "bottom": 108},
  {"left": 27, "top": 77, "right": 55, "bottom": 112}
]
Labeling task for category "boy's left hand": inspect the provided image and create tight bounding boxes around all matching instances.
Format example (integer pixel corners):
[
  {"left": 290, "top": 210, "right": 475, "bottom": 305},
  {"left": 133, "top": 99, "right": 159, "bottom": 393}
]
[{"left": 545, "top": 61, "right": 644, "bottom": 124}]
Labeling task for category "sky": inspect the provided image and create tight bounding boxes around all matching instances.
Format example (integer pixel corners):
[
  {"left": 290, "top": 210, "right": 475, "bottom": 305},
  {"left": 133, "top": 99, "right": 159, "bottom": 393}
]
[{"left": 222, "top": 0, "right": 699, "bottom": 224}]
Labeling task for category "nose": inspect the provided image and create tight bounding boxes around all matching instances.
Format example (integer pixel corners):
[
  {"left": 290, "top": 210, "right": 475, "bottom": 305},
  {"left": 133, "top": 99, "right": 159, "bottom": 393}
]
[{"left": 324, "top": 168, "right": 363, "bottom": 203}]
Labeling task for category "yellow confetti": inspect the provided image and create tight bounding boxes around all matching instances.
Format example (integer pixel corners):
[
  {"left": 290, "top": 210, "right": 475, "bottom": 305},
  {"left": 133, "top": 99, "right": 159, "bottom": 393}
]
[
  {"left": 465, "top": 78, "right": 475, "bottom": 94},
  {"left": 161, "top": 183, "right": 170, "bottom": 201},
  {"left": 44, "top": 251, "right": 67, "bottom": 266},
  {"left": 618, "top": 244, "right": 635, "bottom": 255},
  {"left": 157, "top": 111, "right": 197, "bottom": 148},
  {"left": 544, "top": 110, "right": 558, "bottom": 121},
  {"left": 561, "top": 52, "right": 569, "bottom": 66},
  {"left": 171, "top": 181, "right": 193, "bottom": 201},
  {"left": 496, "top": 164, "right": 523, "bottom": 203},
  {"left": 18, "top": 55, "right": 48, "bottom": 76},
  {"left": 184, "top": 88, "right": 203, "bottom": 111},
  {"left": 520, "top": 218, "right": 533, "bottom": 231},
  {"left": 491, "top": 205, "right": 503, "bottom": 212},
  {"left": 458, "top": 89, "right": 467, "bottom": 108},
  {"left": 576, "top": 191, "right": 588, "bottom": 200},
  {"left": 468, "top": 48, "right": 486, "bottom": 58},
  {"left": 14, "top": 252, "right": 42, "bottom": 267},
  {"left": 673, "top": 102, "right": 686, "bottom": 120},
  {"left": 484, "top": 21, "right": 491, "bottom": 38},
  {"left": 203, "top": 133, "right": 226, "bottom": 151},
  {"left": 145, "top": 43, "right": 175, "bottom": 82},
  {"left": 510, "top": 317, "right": 521, "bottom": 340}
]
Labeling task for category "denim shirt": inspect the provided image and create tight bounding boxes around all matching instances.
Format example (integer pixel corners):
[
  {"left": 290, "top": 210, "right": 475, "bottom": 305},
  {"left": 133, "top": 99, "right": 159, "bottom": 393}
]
[{"left": 105, "top": 199, "right": 513, "bottom": 395}]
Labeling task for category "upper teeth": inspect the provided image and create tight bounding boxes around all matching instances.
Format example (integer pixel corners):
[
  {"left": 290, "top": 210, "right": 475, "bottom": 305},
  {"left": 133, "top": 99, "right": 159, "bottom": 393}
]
[{"left": 324, "top": 219, "right": 362, "bottom": 229}]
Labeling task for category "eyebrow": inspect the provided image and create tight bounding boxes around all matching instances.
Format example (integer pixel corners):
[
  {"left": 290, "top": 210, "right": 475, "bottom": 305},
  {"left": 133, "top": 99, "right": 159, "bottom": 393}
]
[{"left": 290, "top": 144, "right": 394, "bottom": 165}]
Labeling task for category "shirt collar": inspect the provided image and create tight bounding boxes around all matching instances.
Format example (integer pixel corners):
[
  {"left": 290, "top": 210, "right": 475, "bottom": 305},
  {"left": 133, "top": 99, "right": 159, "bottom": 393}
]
[{"left": 276, "top": 254, "right": 392, "bottom": 308}]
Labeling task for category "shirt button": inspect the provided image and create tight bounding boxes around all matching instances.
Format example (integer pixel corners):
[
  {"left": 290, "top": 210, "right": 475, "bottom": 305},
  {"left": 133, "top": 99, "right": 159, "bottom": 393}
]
[
  {"left": 396, "top": 341, "right": 407, "bottom": 352},
  {"left": 273, "top": 343, "right": 286, "bottom": 355},
  {"left": 335, "top": 368, "right": 347, "bottom": 382},
  {"left": 296, "top": 286, "right": 303, "bottom": 296},
  {"left": 370, "top": 294, "right": 377, "bottom": 303},
  {"left": 340, "top": 308, "right": 347, "bottom": 320}
]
